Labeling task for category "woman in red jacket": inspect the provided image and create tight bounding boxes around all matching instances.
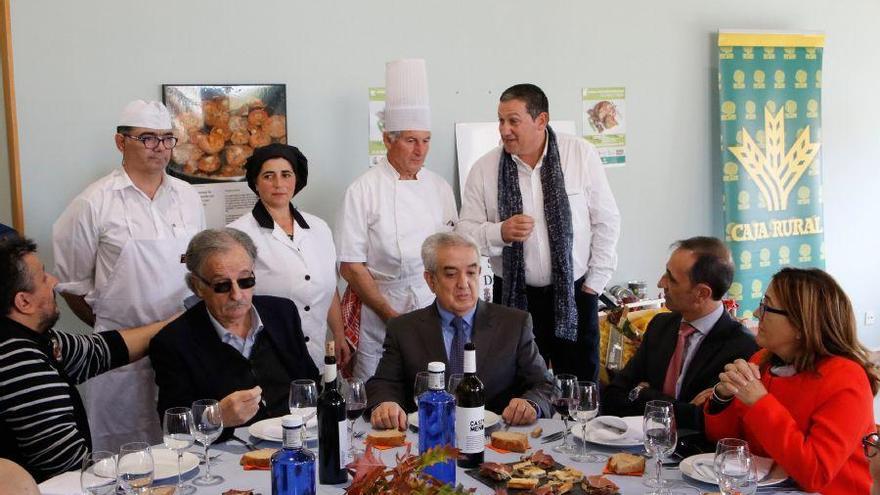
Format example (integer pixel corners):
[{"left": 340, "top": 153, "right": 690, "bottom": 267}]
[{"left": 705, "top": 267, "right": 878, "bottom": 495}]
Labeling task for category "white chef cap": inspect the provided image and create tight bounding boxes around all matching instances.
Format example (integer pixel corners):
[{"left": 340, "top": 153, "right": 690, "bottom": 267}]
[
  {"left": 384, "top": 59, "right": 431, "bottom": 132},
  {"left": 118, "top": 100, "right": 173, "bottom": 130}
]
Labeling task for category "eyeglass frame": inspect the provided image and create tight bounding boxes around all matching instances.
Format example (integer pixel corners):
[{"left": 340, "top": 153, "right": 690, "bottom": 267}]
[
  {"left": 192, "top": 272, "right": 257, "bottom": 294},
  {"left": 864, "top": 432, "right": 880, "bottom": 458},
  {"left": 755, "top": 295, "right": 789, "bottom": 320},
  {"left": 122, "top": 133, "right": 179, "bottom": 150}
]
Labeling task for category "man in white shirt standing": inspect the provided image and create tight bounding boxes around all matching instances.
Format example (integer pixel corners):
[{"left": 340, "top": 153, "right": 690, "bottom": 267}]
[
  {"left": 457, "top": 84, "right": 620, "bottom": 381},
  {"left": 53, "top": 100, "right": 206, "bottom": 451},
  {"left": 337, "top": 59, "right": 457, "bottom": 382}
]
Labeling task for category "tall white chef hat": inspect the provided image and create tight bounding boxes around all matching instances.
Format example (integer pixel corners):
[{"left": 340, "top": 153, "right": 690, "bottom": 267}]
[
  {"left": 384, "top": 59, "right": 431, "bottom": 132},
  {"left": 118, "top": 100, "right": 173, "bottom": 129}
]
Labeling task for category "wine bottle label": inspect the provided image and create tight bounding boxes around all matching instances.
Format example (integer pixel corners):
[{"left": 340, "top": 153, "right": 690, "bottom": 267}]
[
  {"left": 463, "top": 350, "right": 476, "bottom": 373},
  {"left": 455, "top": 406, "right": 485, "bottom": 454},
  {"left": 324, "top": 363, "right": 337, "bottom": 384},
  {"left": 338, "top": 419, "right": 352, "bottom": 466}
]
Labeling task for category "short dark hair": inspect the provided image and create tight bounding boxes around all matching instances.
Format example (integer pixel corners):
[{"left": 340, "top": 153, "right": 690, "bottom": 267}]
[
  {"left": 244, "top": 143, "right": 309, "bottom": 196},
  {"left": 671, "top": 236, "right": 734, "bottom": 300},
  {"left": 499, "top": 84, "right": 549, "bottom": 119},
  {"left": 0, "top": 237, "right": 38, "bottom": 316},
  {"left": 116, "top": 126, "right": 134, "bottom": 134}
]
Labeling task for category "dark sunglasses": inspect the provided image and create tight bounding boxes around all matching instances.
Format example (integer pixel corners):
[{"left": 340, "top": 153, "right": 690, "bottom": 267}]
[
  {"left": 864, "top": 432, "right": 880, "bottom": 458},
  {"left": 755, "top": 295, "right": 788, "bottom": 319},
  {"left": 193, "top": 273, "right": 256, "bottom": 294}
]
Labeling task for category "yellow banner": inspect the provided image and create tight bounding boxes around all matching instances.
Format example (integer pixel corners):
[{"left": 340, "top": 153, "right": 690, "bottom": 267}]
[{"left": 718, "top": 32, "right": 825, "bottom": 48}]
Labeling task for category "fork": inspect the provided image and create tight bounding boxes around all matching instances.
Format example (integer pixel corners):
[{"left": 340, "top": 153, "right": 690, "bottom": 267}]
[{"left": 230, "top": 434, "right": 259, "bottom": 451}]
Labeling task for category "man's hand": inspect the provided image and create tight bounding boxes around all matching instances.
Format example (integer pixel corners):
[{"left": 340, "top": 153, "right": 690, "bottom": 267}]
[
  {"left": 335, "top": 335, "right": 352, "bottom": 369},
  {"left": 370, "top": 402, "right": 407, "bottom": 431},
  {"left": 219, "top": 386, "right": 263, "bottom": 427},
  {"left": 502, "top": 398, "right": 538, "bottom": 425},
  {"left": 501, "top": 214, "right": 535, "bottom": 243},
  {"left": 690, "top": 387, "right": 714, "bottom": 406}
]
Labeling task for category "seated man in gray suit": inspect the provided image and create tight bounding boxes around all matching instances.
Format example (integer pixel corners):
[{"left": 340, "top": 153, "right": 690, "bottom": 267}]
[{"left": 367, "top": 232, "right": 553, "bottom": 430}]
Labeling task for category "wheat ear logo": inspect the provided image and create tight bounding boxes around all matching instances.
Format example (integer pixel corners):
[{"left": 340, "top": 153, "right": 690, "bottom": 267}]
[{"left": 728, "top": 106, "right": 820, "bottom": 211}]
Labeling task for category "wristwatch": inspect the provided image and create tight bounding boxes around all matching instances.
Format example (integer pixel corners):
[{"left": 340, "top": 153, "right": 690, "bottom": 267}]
[{"left": 628, "top": 383, "right": 649, "bottom": 402}]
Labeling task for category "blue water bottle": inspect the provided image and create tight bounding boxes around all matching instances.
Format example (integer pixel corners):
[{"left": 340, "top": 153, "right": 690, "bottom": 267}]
[
  {"left": 271, "top": 414, "right": 316, "bottom": 495},
  {"left": 418, "top": 361, "right": 456, "bottom": 484}
]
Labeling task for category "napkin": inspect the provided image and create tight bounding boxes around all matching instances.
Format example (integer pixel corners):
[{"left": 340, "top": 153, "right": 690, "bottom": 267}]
[
  {"left": 586, "top": 416, "right": 643, "bottom": 442},
  {"left": 694, "top": 455, "right": 775, "bottom": 483},
  {"left": 264, "top": 416, "right": 319, "bottom": 439},
  {"left": 38, "top": 470, "right": 81, "bottom": 495}
]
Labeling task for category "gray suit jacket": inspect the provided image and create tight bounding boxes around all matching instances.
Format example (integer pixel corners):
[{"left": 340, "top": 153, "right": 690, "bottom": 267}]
[{"left": 366, "top": 300, "right": 554, "bottom": 417}]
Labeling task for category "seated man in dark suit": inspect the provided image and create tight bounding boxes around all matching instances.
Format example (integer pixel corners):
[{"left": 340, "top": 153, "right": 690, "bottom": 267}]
[
  {"left": 367, "top": 232, "right": 553, "bottom": 430},
  {"left": 150, "top": 228, "right": 319, "bottom": 437},
  {"left": 603, "top": 236, "right": 758, "bottom": 432}
]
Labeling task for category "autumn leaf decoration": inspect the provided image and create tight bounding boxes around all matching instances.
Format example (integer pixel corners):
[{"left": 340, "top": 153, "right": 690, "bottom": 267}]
[{"left": 345, "top": 444, "right": 475, "bottom": 495}]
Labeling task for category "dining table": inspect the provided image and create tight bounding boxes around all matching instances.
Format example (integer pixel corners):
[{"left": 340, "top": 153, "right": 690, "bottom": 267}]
[{"left": 39, "top": 417, "right": 813, "bottom": 494}]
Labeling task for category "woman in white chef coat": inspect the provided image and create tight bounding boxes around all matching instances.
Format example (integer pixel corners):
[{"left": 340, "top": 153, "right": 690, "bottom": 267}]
[{"left": 228, "top": 143, "right": 350, "bottom": 370}]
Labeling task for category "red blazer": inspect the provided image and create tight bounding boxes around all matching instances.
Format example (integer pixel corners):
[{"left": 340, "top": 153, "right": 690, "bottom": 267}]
[{"left": 704, "top": 350, "right": 874, "bottom": 495}]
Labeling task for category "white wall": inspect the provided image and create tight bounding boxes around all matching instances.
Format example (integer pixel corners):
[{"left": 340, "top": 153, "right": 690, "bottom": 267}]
[{"left": 10, "top": 0, "right": 880, "bottom": 343}]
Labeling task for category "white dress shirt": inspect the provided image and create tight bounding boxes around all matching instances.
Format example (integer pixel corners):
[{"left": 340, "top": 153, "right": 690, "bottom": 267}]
[
  {"left": 53, "top": 167, "right": 206, "bottom": 303},
  {"left": 228, "top": 204, "right": 338, "bottom": 369},
  {"left": 457, "top": 132, "right": 620, "bottom": 292},
  {"left": 676, "top": 303, "right": 725, "bottom": 397},
  {"left": 208, "top": 306, "right": 265, "bottom": 359}
]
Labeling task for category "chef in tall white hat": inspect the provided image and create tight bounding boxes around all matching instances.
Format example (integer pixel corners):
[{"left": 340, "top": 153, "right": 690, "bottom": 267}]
[
  {"left": 53, "top": 99, "right": 206, "bottom": 451},
  {"left": 336, "top": 59, "right": 458, "bottom": 382}
]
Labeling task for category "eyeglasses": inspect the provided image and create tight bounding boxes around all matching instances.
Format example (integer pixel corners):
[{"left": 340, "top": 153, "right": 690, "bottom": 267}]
[
  {"left": 123, "top": 134, "right": 178, "bottom": 150},
  {"left": 193, "top": 273, "right": 256, "bottom": 294},
  {"left": 755, "top": 295, "right": 789, "bottom": 320},
  {"left": 863, "top": 432, "right": 880, "bottom": 457}
]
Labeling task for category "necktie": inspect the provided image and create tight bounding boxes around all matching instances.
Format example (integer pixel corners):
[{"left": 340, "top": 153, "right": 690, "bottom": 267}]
[
  {"left": 662, "top": 321, "right": 697, "bottom": 398},
  {"left": 449, "top": 316, "right": 467, "bottom": 376}
]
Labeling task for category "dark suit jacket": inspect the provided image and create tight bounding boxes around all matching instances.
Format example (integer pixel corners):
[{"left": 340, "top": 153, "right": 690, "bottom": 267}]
[
  {"left": 150, "top": 295, "right": 319, "bottom": 438},
  {"left": 366, "top": 300, "right": 554, "bottom": 417},
  {"left": 602, "top": 309, "right": 758, "bottom": 431}
]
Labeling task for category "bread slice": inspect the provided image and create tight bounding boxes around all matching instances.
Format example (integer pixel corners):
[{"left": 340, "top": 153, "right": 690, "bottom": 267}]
[
  {"left": 490, "top": 431, "right": 529, "bottom": 453},
  {"left": 549, "top": 466, "right": 584, "bottom": 483},
  {"left": 151, "top": 487, "right": 176, "bottom": 495},
  {"left": 608, "top": 452, "right": 645, "bottom": 474},
  {"left": 507, "top": 477, "right": 540, "bottom": 490},
  {"left": 239, "top": 448, "right": 277, "bottom": 469},
  {"left": 366, "top": 429, "right": 407, "bottom": 447}
]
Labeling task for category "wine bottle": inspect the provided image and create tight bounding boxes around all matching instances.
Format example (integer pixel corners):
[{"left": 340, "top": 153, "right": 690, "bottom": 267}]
[
  {"left": 271, "top": 414, "right": 316, "bottom": 495},
  {"left": 455, "top": 342, "right": 484, "bottom": 468},
  {"left": 418, "top": 361, "right": 456, "bottom": 484},
  {"left": 317, "top": 342, "right": 349, "bottom": 484}
]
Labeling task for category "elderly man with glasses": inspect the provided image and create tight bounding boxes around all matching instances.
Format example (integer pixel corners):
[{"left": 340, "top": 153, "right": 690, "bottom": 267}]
[
  {"left": 52, "top": 100, "right": 206, "bottom": 451},
  {"left": 149, "top": 228, "right": 318, "bottom": 438}
]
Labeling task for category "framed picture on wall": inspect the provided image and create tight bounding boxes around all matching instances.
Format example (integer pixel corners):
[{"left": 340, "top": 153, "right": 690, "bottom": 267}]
[{"left": 162, "top": 84, "right": 287, "bottom": 184}]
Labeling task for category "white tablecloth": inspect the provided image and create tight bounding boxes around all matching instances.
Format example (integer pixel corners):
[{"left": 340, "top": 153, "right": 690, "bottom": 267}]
[{"left": 40, "top": 418, "right": 810, "bottom": 494}]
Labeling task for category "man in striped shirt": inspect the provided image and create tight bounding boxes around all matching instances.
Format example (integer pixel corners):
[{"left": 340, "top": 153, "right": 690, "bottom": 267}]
[{"left": 0, "top": 237, "right": 170, "bottom": 482}]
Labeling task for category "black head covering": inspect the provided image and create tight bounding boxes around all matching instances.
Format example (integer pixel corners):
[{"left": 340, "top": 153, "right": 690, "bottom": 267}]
[{"left": 244, "top": 143, "right": 308, "bottom": 195}]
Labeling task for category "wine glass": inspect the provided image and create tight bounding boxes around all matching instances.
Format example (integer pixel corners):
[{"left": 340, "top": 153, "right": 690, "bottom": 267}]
[
  {"left": 289, "top": 379, "right": 319, "bottom": 421},
  {"left": 413, "top": 371, "right": 430, "bottom": 408},
  {"left": 191, "top": 399, "right": 224, "bottom": 486},
  {"left": 643, "top": 400, "right": 674, "bottom": 488},
  {"left": 343, "top": 378, "right": 368, "bottom": 455},
  {"left": 447, "top": 373, "right": 463, "bottom": 394},
  {"left": 552, "top": 373, "right": 578, "bottom": 454},
  {"left": 117, "top": 442, "right": 153, "bottom": 494},
  {"left": 716, "top": 448, "right": 758, "bottom": 495},
  {"left": 571, "top": 381, "right": 607, "bottom": 462},
  {"left": 643, "top": 410, "right": 677, "bottom": 495},
  {"left": 163, "top": 407, "right": 196, "bottom": 494},
  {"left": 81, "top": 451, "right": 116, "bottom": 495},
  {"left": 714, "top": 438, "right": 749, "bottom": 475}
]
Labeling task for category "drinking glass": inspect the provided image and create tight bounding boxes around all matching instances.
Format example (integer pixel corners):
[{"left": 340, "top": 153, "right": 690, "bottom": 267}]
[
  {"left": 551, "top": 373, "right": 578, "bottom": 454},
  {"left": 714, "top": 438, "right": 749, "bottom": 476},
  {"left": 413, "top": 371, "right": 430, "bottom": 408},
  {"left": 81, "top": 451, "right": 116, "bottom": 495},
  {"left": 163, "top": 407, "right": 196, "bottom": 494},
  {"left": 571, "top": 381, "right": 607, "bottom": 462},
  {"left": 191, "top": 399, "right": 224, "bottom": 486},
  {"left": 344, "top": 377, "right": 368, "bottom": 455},
  {"left": 447, "top": 373, "right": 463, "bottom": 394},
  {"left": 643, "top": 410, "right": 677, "bottom": 495},
  {"left": 289, "top": 379, "right": 319, "bottom": 421},
  {"left": 643, "top": 400, "right": 674, "bottom": 488},
  {"left": 716, "top": 448, "right": 758, "bottom": 495},
  {"left": 117, "top": 442, "right": 153, "bottom": 494}
]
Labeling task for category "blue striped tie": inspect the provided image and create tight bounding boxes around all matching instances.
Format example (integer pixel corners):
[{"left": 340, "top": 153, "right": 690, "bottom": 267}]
[{"left": 449, "top": 316, "right": 467, "bottom": 376}]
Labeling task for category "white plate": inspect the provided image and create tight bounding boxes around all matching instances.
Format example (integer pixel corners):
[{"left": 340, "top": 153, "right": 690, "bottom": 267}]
[
  {"left": 679, "top": 453, "right": 789, "bottom": 487},
  {"left": 570, "top": 415, "right": 644, "bottom": 447},
  {"left": 248, "top": 414, "right": 318, "bottom": 442},
  {"left": 407, "top": 410, "right": 500, "bottom": 429},
  {"left": 152, "top": 448, "right": 199, "bottom": 480}
]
